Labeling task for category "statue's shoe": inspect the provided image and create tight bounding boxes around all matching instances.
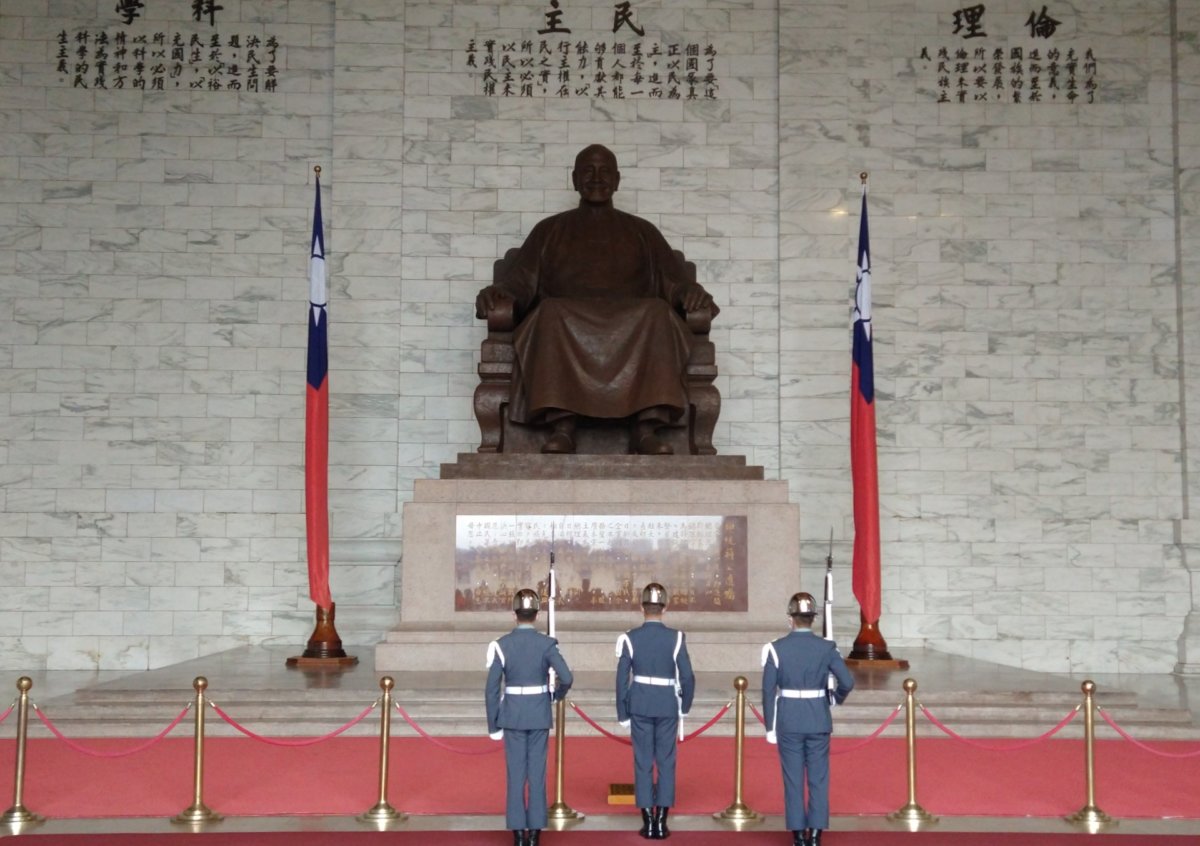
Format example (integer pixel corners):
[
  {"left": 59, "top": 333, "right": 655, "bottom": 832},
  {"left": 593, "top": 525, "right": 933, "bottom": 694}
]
[
  {"left": 541, "top": 431, "right": 576, "bottom": 454},
  {"left": 636, "top": 433, "right": 673, "bottom": 455}
]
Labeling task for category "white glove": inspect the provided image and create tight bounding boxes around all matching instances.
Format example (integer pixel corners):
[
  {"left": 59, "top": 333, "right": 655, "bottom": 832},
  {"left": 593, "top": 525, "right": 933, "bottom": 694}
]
[
  {"left": 765, "top": 729, "right": 777, "bottom": 745},
  {"left": 489, "top": 729, "right": 504, "bottom": 741},
  {"left": 619, "top": 719, "right": 631, "bottom": 730}
]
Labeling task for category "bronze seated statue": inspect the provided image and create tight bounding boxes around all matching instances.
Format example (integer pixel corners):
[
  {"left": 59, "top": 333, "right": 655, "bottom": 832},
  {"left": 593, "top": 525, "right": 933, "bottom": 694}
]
[{"left": 473, "top": 144, "right": 721, "bottom": 456}]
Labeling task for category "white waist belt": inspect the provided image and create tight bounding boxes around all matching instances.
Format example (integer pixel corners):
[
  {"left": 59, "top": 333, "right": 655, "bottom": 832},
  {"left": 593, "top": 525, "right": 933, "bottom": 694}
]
[
  {"left": 633, "top": 675, "right": 675, "bottom": 686},
  {"left": 780, "top": 689, "right": 826, "bottom": 699},
  {"left": 505, "top": 685, "right": 549, "bottom": 695}
]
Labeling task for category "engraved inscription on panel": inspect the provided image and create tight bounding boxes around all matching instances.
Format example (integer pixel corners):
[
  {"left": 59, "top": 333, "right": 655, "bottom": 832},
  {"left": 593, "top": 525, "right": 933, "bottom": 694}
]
[{"left": 455, "top": 515, "right": 748, "bottom": 612}]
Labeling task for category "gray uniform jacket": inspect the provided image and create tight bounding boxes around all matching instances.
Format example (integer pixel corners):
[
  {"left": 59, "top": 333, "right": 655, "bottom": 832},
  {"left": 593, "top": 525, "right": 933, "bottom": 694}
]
[
  {"left": 761, "top": 628, "right": 854, "bottom": 735},
  {"left": 616, "top": 621, "right": 696, "bottom": 722},
  {"left": 486, "top": 625, "right": 573, "bottom": 733}
]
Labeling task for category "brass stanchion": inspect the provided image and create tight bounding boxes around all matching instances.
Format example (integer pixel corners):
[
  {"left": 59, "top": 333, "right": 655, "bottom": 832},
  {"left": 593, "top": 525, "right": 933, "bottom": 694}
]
[
  {"left": 172, "top": 676, "right": 221, "bottom": 825},
  {"left": 358, "top": 676, "right": 405, "bottom": 824},
  {"left": 1066, "top": 680, "right": 1115, "bottom": 831},
  {"left": 714, "top": 676, "right": 759, "bottom": 826},
  {"left": 1, "top": 677, "right": 44, "bottom": 830},
  {"left": 887, "top": 678, "right": 936, "bottom": 828},
  {"left": 547, "top": 697, "right": 583, "bottom": 826}
]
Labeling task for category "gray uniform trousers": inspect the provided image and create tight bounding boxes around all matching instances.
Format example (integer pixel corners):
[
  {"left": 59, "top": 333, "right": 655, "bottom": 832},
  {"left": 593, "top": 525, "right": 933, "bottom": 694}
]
[
  {"left": 616, "top": 621, "right": 696, "bottom": 808},
  {"left": 761, "top": 628, "right": 854, "bottom": 831},
  {"left": 503, "top": 729, "right": 548, "bottom": 830},
  {"left": 486, "top": 624, "right": 573, "bottom": 831}
]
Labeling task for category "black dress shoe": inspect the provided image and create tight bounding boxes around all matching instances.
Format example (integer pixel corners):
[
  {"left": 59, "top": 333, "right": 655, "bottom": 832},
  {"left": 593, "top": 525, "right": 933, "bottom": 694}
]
[
  {"left": 527, "top": 830, "right": 540, "bottom": 846},
  {"left": 541, "top": 430, "right": 576, "bottom": 454},
  {"left": 636, "top": 433, "right": 673, "bottom": 455},
  {"left": 810, "top": 830, "right": 823, "bottom": 846},
  {"left": 792, "top": 831, "right": 806, "bottom": 846},
  {"left": 512, "top": 830, "right": 525, "bottom": 846},
  {"left": 652, "top": 805, "right": 670, "bottom": 838},
  {"left": 639, "top": 807, "right": 653, "bottom": 838}
]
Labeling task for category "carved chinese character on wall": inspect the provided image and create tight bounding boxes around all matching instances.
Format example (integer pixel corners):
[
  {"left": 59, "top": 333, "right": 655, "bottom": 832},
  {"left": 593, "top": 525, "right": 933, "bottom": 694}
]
[
  {"left": 464, "top": 1, "right": 720, "bottom": 100},
  {"left": 917, "top": 4, "right": 1096, "bottom": 103}
]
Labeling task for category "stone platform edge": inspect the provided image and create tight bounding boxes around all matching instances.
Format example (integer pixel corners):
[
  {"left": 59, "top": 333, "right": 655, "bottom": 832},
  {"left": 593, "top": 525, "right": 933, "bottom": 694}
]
[
  {"left": 413, "top": 477, "right": 791, "bottom": 504},
  {"left": 440, "top": 452, "right": 765, "bottom": 480},
  {"left": 376, "top": 625, "right": 785, "bottom": 674}
]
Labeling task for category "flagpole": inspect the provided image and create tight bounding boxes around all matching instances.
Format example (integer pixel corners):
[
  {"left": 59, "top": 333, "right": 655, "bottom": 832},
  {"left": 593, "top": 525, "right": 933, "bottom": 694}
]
[
  {"left": 822, "top": 528, "right": 833, "bottom": 641},
  {"left": 846, "top": 171, "right": 906, "bottom": 670},
  {"left": 823, "top": 528, "right": 838, "bottom": 701},
  {"left": 289, "top": 165, "right": 356, "bottom": 668},
  {"left": 548, "top": 525, "right": 556, "bottom": 640},
  {"left": 547, "top": 526, "right": 557, "bottom": 688}
]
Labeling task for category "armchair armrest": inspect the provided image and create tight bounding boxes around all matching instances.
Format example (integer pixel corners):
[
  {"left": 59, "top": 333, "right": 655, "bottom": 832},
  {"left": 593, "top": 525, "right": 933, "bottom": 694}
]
[
  {"left": 479, "top": 299, "right": 516, "bottom": 333},
  {"left": 684, "top": 305, "right": 713, "bottom": 335}
]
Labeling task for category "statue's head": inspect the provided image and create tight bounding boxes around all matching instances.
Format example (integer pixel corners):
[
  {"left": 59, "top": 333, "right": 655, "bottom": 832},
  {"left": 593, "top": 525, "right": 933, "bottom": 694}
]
[{"left": 571, "top": 144, "right": 620, "bottom": 205}]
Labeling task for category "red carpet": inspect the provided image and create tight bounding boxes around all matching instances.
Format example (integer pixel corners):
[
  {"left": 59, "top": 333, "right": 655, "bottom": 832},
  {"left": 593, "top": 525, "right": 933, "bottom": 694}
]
[{"left": 1, "top": 735, "right": 1198, "bottom": 820}]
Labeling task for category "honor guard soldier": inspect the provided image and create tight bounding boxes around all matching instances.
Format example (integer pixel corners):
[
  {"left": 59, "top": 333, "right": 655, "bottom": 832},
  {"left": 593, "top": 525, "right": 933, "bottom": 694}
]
[
  {"left": 761, "top": 592, "right": 854, "bottom": 846},
  {"left": 486, "top": 588, "right": 574, "bottom": 846},
  {"left": 615, "top": 582, "right": 696, "bottom": 839}
]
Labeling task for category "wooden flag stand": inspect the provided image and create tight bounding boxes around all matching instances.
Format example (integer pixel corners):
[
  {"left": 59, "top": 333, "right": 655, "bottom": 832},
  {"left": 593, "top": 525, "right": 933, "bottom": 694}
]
[
  {"left": 846, "top": 612, "right": 908, "bottom": 670},
  {"left": 287, "top": 602, "right": 358, "bottom": 668}
]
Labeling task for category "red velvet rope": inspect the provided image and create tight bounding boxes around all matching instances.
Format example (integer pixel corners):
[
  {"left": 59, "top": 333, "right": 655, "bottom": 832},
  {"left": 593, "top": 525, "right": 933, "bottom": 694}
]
[
  {"left": 567, "top": 701, "right": 732, "bottom": 745},
  {"left": 34, "top": 703, "right": 190, "bottom": 758},
  {"left": 393, "top": 702, "right": 502, "bottom": 755},
  {"left": 568, "top": 701, "right": 631, "bottom": 745},
  {"left": 919, "top": 703, "right": 1079, "bottom": 751},
  {"left": 0, "top": 702, "right": 13, "bottom": 724},
  {"left": 749, "top": 701, "right": 905, "bottom": 754},
  {"left": 210, "top": 699, "right": 377, "bottom": 746},
  {"left": 831, "top": 704, "right": 903, "bottom": 754},
  {"left": 1099, "top": 708, "right": 1200, "bottom": 759},
  {"left": 681, "top": 703, "right": 731, "bottom": 742}
]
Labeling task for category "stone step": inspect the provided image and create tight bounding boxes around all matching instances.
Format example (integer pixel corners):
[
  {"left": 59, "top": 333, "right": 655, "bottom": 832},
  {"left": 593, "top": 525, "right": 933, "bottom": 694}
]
[
  {"left": 56, "top": 686, "right": 1143, "bottom": 711},
  {"left": 31, "top": 688, "right": 1192, "bottom": 741},
  {"left": 55, "top": 688, "right": 1138, "bottom": 706},
  {"left": 30, "top": 715, "right": 1200, "bottom": 744}
]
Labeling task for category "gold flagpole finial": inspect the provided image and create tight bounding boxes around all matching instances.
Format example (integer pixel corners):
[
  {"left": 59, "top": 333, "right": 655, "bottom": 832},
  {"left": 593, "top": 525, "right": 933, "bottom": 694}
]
[
  {"left": 314, "top": 165, "right": 322, "bottom": 178},
  {"left": 860, "top": 171, "right": 868, "bottom": 184}
]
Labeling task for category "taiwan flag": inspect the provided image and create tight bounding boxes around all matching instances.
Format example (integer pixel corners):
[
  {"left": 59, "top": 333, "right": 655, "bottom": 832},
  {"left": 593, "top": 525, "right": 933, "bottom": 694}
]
[
  {"left": 305, "top": 176, "right": 333, "bottom": 611},
  {"left": 850, "top": 182, "right": 881, "bottom": 625}
]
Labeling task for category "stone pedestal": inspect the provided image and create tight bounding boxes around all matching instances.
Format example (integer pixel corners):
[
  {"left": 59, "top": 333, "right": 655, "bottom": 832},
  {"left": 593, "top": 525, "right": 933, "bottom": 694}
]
[{"left": 374, "top": 455, "right": 800, "bottom": 674}]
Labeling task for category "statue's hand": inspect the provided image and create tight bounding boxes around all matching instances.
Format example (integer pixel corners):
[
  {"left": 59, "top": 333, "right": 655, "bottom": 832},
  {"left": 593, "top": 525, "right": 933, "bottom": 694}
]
[
  {"left": 680, "top": 285, "right": 714, "bottom": 314},
  {"left": 475, "top": 285, "right": 514, "bottom": 319}
]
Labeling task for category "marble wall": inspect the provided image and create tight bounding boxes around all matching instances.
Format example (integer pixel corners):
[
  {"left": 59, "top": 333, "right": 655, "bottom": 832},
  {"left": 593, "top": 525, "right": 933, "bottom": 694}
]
[
  {"left": 0, "top": 0, "right": 1195, "bottom": 674},
  {"left": 802, "top": 0, "right": 1190, "bottom": 674},
  {"left": 1175, "top": 0, "right": 1200, "bottom": 674}
]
